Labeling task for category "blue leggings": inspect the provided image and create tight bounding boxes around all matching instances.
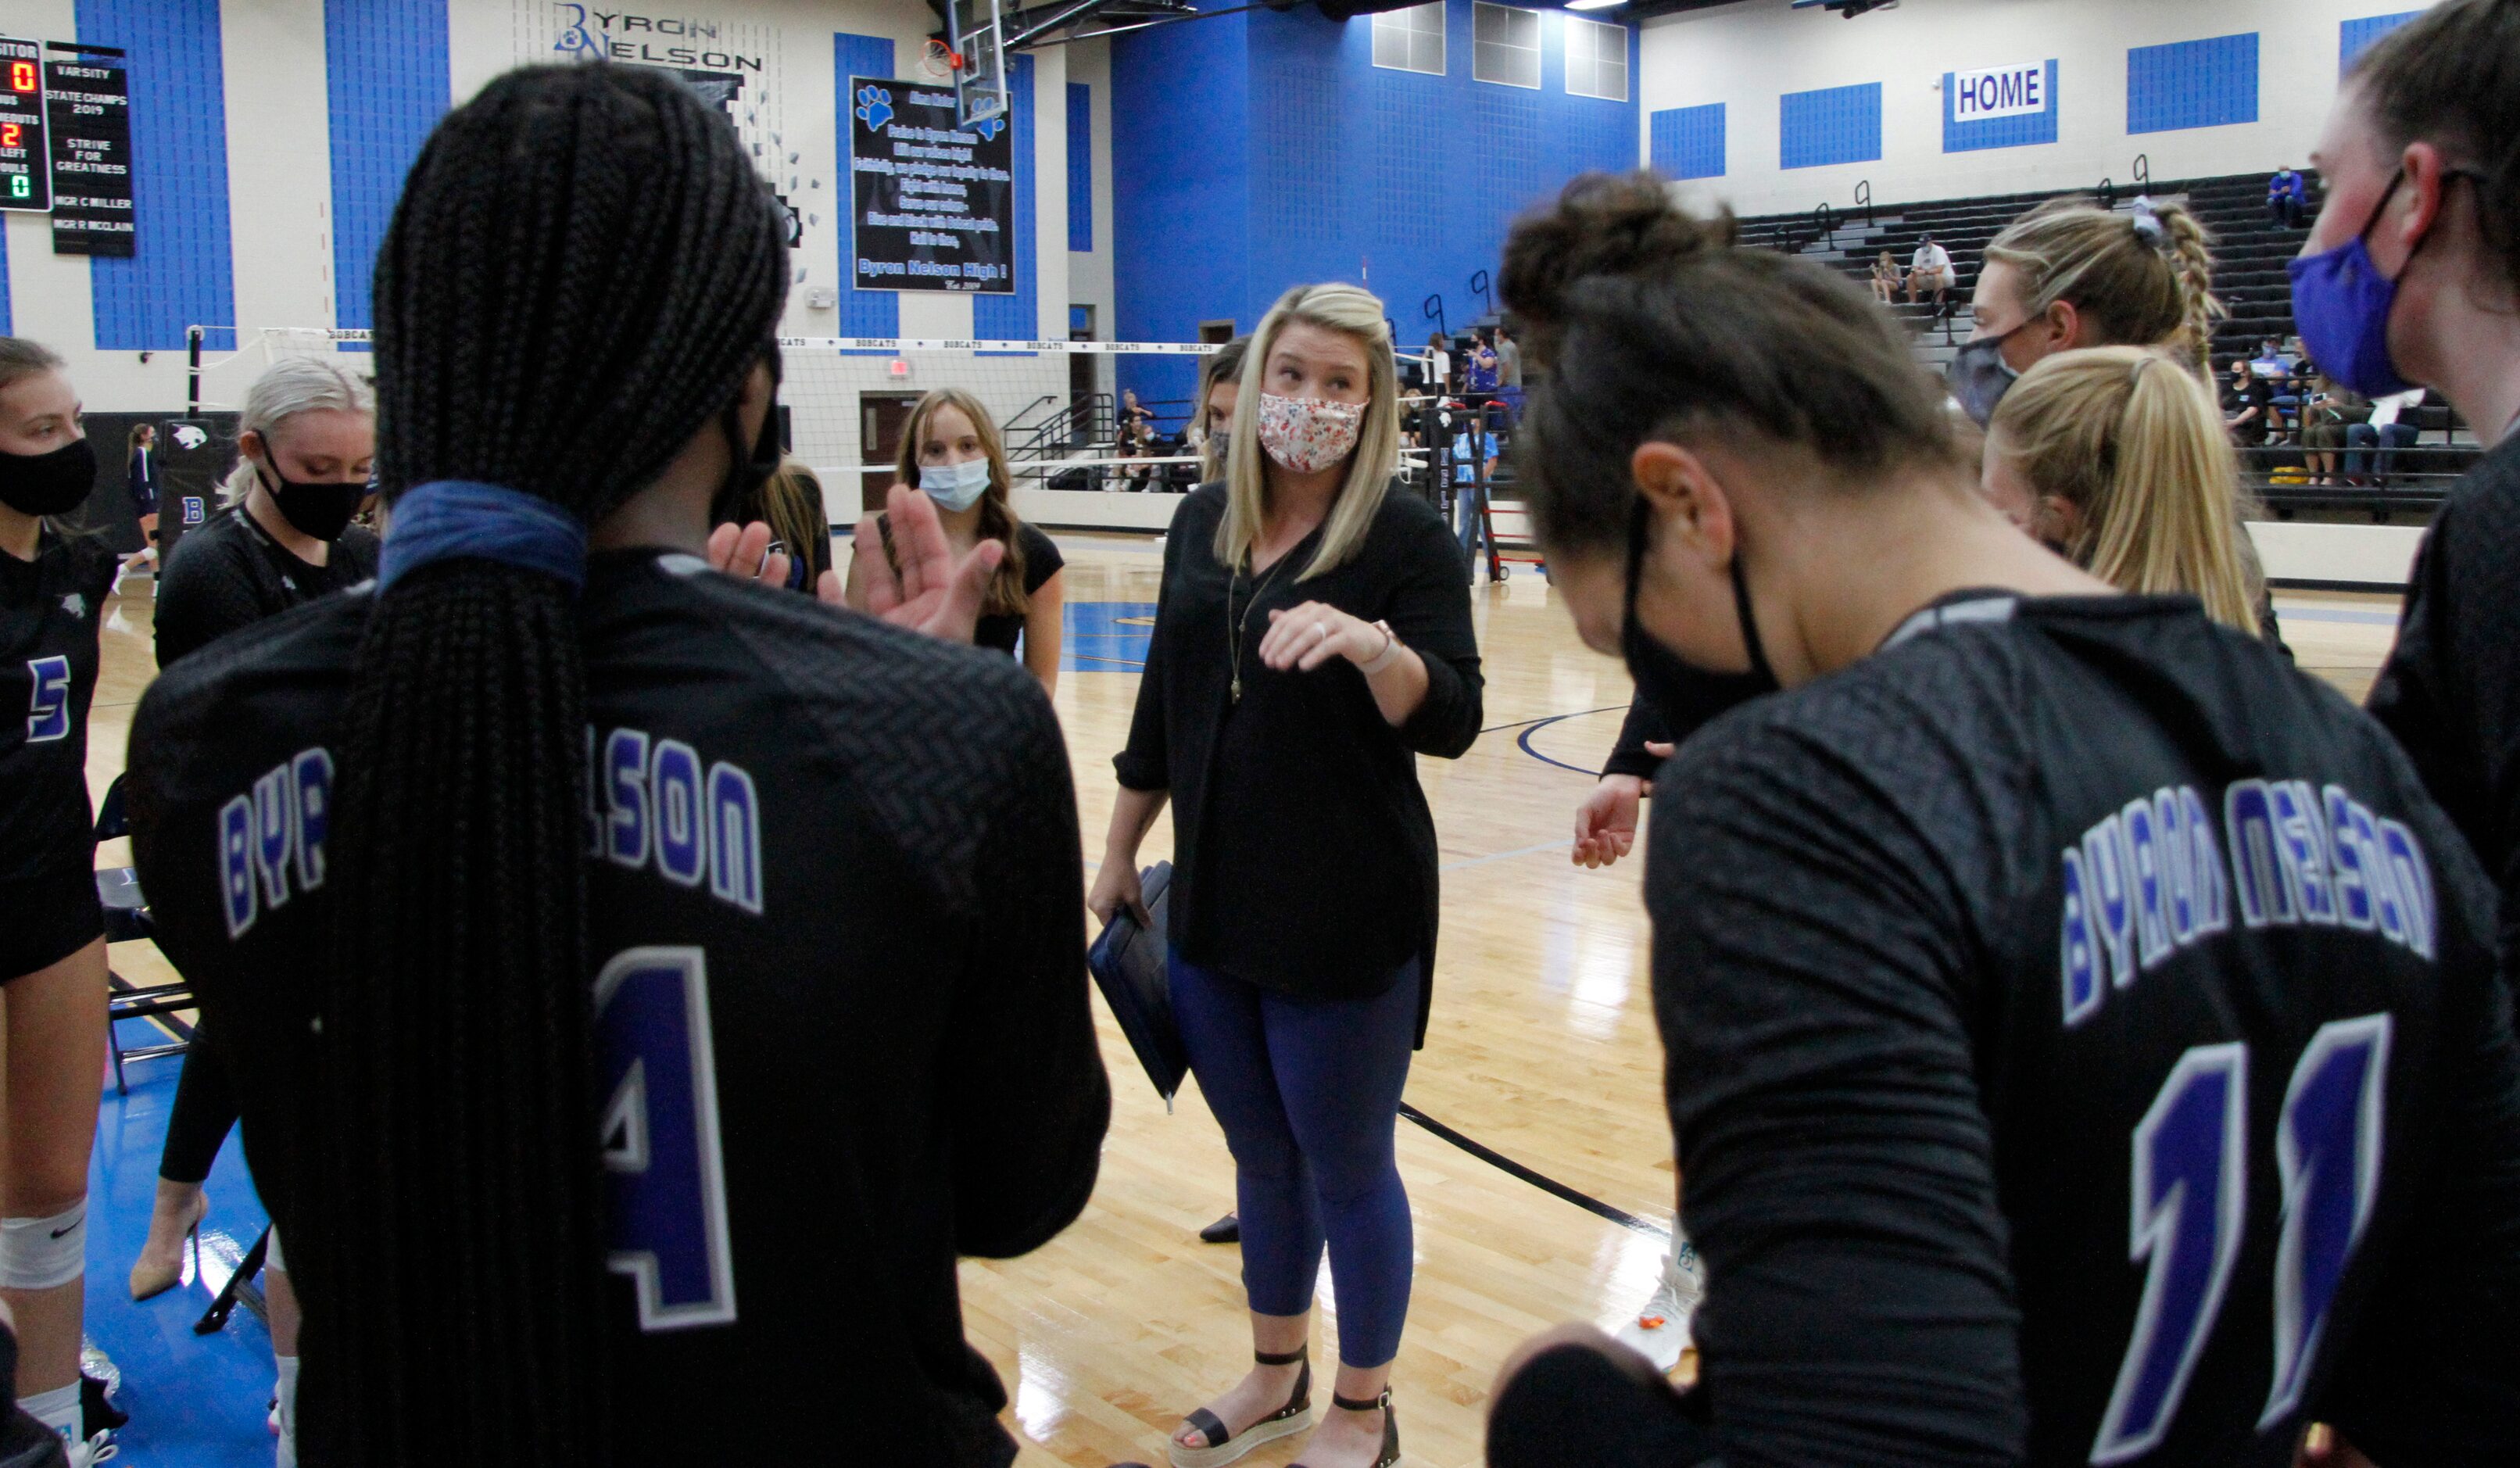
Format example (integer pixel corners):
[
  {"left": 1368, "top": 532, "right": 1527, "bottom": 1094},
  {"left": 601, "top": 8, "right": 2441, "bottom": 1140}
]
[{"left": 1171, "top": 951, "right": 1419, "bottom": 1368}]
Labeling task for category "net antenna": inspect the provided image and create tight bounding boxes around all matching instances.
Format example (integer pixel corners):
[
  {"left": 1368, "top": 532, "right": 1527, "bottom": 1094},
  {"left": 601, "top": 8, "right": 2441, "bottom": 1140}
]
[{"left": 950, "top": 0, "right": 1009, "bottom": 131}]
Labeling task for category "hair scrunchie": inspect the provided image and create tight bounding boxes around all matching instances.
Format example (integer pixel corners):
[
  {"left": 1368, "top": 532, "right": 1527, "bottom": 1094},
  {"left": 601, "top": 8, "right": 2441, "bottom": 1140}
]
[{"left": 377, "top": 480, "right": 589, "bottom": 594}]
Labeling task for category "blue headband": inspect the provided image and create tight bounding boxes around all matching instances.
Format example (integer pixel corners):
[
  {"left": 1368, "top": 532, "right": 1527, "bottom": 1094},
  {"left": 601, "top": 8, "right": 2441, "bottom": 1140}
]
[{"left": 377, "top": 480, "right": 589, "bottom": 594}]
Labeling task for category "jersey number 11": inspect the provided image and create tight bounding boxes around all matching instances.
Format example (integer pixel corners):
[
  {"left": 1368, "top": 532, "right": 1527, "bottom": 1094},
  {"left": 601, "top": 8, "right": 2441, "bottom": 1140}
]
[{"left": 2092, "top": 1014, "right": 2390, "bottom": 1463}]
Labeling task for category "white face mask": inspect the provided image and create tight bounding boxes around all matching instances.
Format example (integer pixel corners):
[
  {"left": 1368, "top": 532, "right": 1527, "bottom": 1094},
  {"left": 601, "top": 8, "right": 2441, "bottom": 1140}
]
[{"left": 920, "top": 455, "right": 992, "bottom": 511}]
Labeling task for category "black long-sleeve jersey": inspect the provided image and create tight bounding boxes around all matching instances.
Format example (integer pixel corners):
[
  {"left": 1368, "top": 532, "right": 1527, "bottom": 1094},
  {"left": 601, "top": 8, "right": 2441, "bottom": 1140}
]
[
  {"left": 126, "top": 548, "right": 1111, "bottom": 1466},
  {"left": 2, "top": 529, "right": 115, "bottom": 887},
  {"left": 1630, "top": 593, "right": 2520, "bottom": 1466}
]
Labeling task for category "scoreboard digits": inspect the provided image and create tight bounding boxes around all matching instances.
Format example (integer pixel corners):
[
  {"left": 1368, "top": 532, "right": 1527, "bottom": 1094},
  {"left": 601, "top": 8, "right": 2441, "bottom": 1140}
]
[{"left": 0, "top": 38, "right": 48, "bottom": 213}]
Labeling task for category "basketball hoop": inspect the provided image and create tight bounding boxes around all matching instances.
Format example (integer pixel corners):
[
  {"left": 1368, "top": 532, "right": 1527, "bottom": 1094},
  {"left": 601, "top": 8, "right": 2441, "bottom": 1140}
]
[{"left": 921, "top": 38, "right": 958, "bottom": 78}]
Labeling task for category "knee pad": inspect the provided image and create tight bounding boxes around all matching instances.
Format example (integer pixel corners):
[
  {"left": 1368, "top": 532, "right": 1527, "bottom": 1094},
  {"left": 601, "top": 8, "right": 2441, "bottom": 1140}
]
[{"left": 0, "top": 1202, "right": 85, "bottom": 1291}]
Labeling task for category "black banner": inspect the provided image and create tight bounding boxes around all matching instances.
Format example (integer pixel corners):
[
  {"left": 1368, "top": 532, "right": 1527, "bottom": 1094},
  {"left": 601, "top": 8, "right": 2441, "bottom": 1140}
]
[
  {"left": 847, "top": 75, "right": 1013, "bottom": 295},
  {"left": 0, "top": 38, "right": 49, "bottom": 212},
  {"left": 45, "top": 43, "right": 130, "bottom": 258}
]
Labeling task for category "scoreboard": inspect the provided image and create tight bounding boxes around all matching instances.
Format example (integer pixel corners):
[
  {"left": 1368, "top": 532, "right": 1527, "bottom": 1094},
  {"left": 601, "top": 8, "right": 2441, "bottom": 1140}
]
[{"left": 0, "top": 38, "right": 49, "bottom": 213}]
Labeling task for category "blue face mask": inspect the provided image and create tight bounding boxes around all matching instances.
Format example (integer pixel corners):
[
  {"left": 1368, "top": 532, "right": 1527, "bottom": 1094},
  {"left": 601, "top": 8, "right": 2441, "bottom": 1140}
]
[
  {"left": 2289, "top": 169, "right": 2475, "bottom": 399},
  {"left": 918, "top": 454, "right": 992, "bottom": 511}
]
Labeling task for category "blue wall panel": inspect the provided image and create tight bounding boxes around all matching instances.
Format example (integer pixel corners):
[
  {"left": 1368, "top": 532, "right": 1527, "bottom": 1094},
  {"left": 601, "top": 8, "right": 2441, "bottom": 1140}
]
[
  {"left": 78, "top": 0, "right": 234, "bottom": 350},
  {"left": 1651, "top": 102, "right": 1724, "bottom": 180},
  {"left": 328, "top": 0, "right": 449, "bottom": 346},
  {"left": 2340, "top": 12, "right": 2422, "bottom": 73},
  {"left": 0, "top": 226, "right": 12, "bottom": 336},
  {"left": 1114, "top": 10, "right": 1251, "bottom": 406},
  {"left": 1114, "top": 0, "right": 1634, "bottom": 407},
  {"left": 974, "top": 53, "right": 1037, "bottom": 346},
  {"left": 1942, "top": 59, "right": 2057, "bottom": 152},
  {"left": 1779, "top": 81, "right": 1880, "bottom": 170},
  {"left": 1066, "top": 81, "right": 1093, "bottom": 252},
  {"left": 2127, "top": 32, "right": 2258, "bottom": 134},
  {"left": 835, "top": 31, "right": 899, "bottom": 344}
]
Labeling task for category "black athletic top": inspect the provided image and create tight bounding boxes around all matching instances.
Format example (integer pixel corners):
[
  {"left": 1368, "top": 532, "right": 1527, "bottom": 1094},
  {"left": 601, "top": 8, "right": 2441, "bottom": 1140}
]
[
  {"left": 2368, "top": 434, "right": 2520, "bottom": 960},
  {"left": 1, "top": 528, "right": 115, "bottom": 889},
  {"left": 125, "top": 550, "right": 1110, "bottom": 1466},
  {"left": 1114, "top": 484, "right": 1481, "bottom": 1030},
  {"left": 973, "top": 520, "right": 1063, "bottom": 657},
  {"left": 1540, "top": 591, "right": 2520, "bottom": 1466},
  {"left": 153, "top": 503, "right": 380, "bottom": 668}
]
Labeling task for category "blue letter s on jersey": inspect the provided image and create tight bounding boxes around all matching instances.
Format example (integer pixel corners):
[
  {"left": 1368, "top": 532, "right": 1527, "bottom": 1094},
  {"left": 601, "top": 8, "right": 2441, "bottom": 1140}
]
[
  {"left": 23, "top": 656, "right": 69, "bottom": 742},
  {"left": 596, "top": 946, "right": 738, "bottom": 1331}
]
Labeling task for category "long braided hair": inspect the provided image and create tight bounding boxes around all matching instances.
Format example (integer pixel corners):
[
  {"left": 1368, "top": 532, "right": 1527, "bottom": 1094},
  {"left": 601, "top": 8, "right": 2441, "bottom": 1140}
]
[{"left": 306, "top": 63, "right": 785, "bottom": 1465}]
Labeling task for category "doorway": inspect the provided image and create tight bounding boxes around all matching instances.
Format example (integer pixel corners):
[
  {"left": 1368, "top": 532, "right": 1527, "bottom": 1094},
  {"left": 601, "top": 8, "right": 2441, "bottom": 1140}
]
[
  {"left": 1068, "top": 303, "right": 1098, "bottom": 445},
  {"left": 860, "top": 392, "right": 922, "bottom": 514}
]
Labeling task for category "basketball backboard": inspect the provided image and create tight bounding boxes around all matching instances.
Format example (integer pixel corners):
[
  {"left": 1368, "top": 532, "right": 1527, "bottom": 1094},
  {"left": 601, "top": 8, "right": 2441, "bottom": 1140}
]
[{"left": 952, "top": 0, "right": 1009, "bottom": 131}]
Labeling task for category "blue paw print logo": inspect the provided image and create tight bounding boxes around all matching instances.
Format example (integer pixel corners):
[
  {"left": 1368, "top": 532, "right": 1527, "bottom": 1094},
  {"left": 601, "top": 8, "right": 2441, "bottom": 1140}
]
[
  {"left": 972, "top": 114, "right": 1006, "bottom": 142},
  {"left": 854, "top": 86, "right": 893, "bottom": 133}
]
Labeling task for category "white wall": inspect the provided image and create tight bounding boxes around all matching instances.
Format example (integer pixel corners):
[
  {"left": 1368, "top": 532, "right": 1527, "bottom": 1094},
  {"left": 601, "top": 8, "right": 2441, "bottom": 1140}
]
[
  {"left": 1641, "top": 0, "right": 2436, "bottom": 218},
  {"left": 0, "top": 0, "right": 1078, "bottom": 442}
]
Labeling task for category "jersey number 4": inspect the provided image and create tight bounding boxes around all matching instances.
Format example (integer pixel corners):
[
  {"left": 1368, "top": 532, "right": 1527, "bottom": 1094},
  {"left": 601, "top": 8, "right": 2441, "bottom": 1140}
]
[
  {"left": 2092, "top": 1014, "right": 2390, "bottom": 1463},
  {"left": 23, "top": 656, "right": 70, "bottom": 743},
  {"left": 596, "top": 946, "right": 739, "bottom": 1331}
]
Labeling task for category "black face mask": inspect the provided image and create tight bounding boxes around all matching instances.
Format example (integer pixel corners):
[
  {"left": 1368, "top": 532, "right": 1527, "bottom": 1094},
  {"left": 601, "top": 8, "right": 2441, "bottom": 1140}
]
[
  {"left": 1619, "top": 496, "right": 1778, "bottom": 738},
  {"left": 711, "top": 345, "right": 786, "bottom": 527},
  {"left": 1947, "top": 320, "right": 2029, "bottom": 428},
  {"left": 257, "top": 454, "right": 367, "bottom": 541},
  {"left": 0, "top": 436, "right": 97, "bottom": 517}
]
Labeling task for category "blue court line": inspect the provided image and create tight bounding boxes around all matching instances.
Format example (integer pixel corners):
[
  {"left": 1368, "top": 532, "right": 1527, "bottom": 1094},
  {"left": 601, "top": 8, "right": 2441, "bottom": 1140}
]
[{"left": 1516, "top": 713, "right": 1611, "bottom": 777}]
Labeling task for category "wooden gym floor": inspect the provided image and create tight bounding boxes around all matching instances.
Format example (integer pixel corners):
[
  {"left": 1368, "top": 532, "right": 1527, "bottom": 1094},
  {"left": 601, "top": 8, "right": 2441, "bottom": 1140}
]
[{"left": 81, "top": 531, "right": 2404, "bottom": 1468}]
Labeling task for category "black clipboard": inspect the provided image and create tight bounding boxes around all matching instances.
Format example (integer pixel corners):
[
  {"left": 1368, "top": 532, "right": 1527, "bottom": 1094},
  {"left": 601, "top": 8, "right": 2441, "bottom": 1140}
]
[{"left": 1086, "top": 861, "right": 1188, "bottom": 1108}]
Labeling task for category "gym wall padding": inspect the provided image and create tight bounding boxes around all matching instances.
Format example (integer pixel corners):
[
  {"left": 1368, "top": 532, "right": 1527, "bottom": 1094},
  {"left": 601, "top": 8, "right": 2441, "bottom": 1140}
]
[
  {"left": 1778, "top": 81, "right": 1881, "bottom": 170},
  {"left": 77, "top": 0, "right": 235, "bottom": 352},
  {"left": 328, "top": 0, "right": 452, "bottom": 343},
  {"left": 2126, "top": 31, "right": 2258, "bottom": 134},
  {"left": 1650, "top": 102, "right": 1724, "bottom": 181}
]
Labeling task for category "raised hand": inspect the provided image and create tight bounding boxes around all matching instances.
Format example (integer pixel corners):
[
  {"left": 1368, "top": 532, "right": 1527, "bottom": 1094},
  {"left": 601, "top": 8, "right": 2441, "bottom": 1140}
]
[{"left": 850, "top": 483, "right": 1003, "bottom": 644}]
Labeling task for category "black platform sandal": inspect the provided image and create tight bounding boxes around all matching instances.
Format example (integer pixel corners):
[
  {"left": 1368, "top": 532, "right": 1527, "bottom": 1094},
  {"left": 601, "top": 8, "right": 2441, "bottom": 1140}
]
[
  {"left": 1291, "top": 1387, "right": 1401, "bottom": 1468},
  {"left": 1166, "top": 1346, "right": 1312, "bottom": 1468}
]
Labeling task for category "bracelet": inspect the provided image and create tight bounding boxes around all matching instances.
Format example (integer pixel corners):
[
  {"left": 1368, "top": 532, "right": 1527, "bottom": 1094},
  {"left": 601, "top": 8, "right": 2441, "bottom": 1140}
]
[{"left": 1358, "top": 620, "right": 1403, "bottom": 675}]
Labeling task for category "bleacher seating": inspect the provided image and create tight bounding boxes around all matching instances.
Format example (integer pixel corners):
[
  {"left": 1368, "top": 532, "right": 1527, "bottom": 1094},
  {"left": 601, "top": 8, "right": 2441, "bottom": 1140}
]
[{"left": 1731, "top": 172, "right": 2478, "bottom": 517}]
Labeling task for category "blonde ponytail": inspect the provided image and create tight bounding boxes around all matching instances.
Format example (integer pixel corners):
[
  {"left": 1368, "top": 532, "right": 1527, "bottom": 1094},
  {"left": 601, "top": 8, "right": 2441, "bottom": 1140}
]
[
  {"left": 1984, "top": 198, "right": 2226, "bottom": 380},
  {"left": 1989, "top": 346, "right": 2259, "bottom": 636}
]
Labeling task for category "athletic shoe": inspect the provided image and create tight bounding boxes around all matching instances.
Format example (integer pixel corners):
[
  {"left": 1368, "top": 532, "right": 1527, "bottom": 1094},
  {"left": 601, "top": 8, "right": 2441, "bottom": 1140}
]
[{"left": 1613, "top": 1241, "right": 1702, "bottom": 1375}]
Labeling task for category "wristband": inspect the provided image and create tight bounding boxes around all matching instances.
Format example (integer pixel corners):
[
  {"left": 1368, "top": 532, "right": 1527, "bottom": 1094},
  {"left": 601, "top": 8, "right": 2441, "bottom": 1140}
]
[{"left": 1358, "top": 620, "right": 1402, "bottom": 675}]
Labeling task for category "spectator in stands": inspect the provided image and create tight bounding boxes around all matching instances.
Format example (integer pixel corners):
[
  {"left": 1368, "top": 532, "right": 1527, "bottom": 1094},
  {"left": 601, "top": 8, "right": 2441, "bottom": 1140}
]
[
  {"left": 2227, "top": 356, "right": 2277, "bottom": 445},
  {"left": 1452, "top": 403, "right": 1502, "bottom": 573},
  {"left": 2269, "top": 165, "right": 2311, "bottom": 227},
  {"left": 1121, "top": 386, "right": 1154, "bottom": 435},
  {"left": 2347, "top": 387, "right": 2425, "bottom": 484},
  {"left": 2300, "top": 372, "right": 2367, "bottom": 485},
  {"left": 1425, "top": 331, "right": 1452, "bottom": 395},
  {"left": 1906, "top": 233, "right": 1953, "bottom": 306},
  {"left": 1466, "top": 330, "right": 1501, "bottom": 396},
  {"left": 1870, "top": 249, "right": 1903, "bottom": 304},
  {"left": 1985, "top": 345, "right": 2268, "bottom": 639},
  {"left": 1951, "top": 195, "right": 2222, "bottom": 426},
  {"left": 2251, "top": 341, "right": 2303, "bottom": 440},
  {"left": 1495, "top": 324, "right": 1524, "bottom": 421}
]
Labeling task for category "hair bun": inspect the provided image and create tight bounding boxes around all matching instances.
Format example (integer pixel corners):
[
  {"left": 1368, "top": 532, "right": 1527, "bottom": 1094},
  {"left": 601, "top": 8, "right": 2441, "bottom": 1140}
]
[{"left": 1501, "top": 172, "right": 1732, "bottom": 356}]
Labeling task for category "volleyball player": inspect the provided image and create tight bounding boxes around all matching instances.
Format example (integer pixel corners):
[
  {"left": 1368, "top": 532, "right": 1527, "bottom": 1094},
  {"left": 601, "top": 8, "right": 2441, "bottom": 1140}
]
[
  {"left": 2336, "top": 2, "right": 2520, "bottom": 954},
  {"left": 125, "top": 64, "right": 1107, "bottom": 1466},
  {"left": 1577, "top": 184, "right": 2242, "bottom": 875},
  {"left": 0, "top": 337, "right": 115, "bottom": 1464},
  {"left": 117, "top": 423, "right": 158, "bottom": 585},
  {"left": 1190, "top": 334, "right": 1251, "bottom": 1249},
  {"left": 1195, "top": 336, "right": 1250, "bottom": 483},
  {"left": 847, "top": 387, "right": 1065, "bottom": 690},
  {"left": 1483, "top": 171, "right": 2520, "bottom": 1466},
  {"left": 1984, "top": 346, "right": 2266, "bottom": 637},
  {"left": 1090, "top": 283, "right": 1481, "bottom": 1468}
]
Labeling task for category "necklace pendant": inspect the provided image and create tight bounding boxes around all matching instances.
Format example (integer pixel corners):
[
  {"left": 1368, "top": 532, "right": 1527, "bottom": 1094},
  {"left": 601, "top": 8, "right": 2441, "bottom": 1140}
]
[{"left": 1231, "top": 678, "right": 1241, "bottom": 703}]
